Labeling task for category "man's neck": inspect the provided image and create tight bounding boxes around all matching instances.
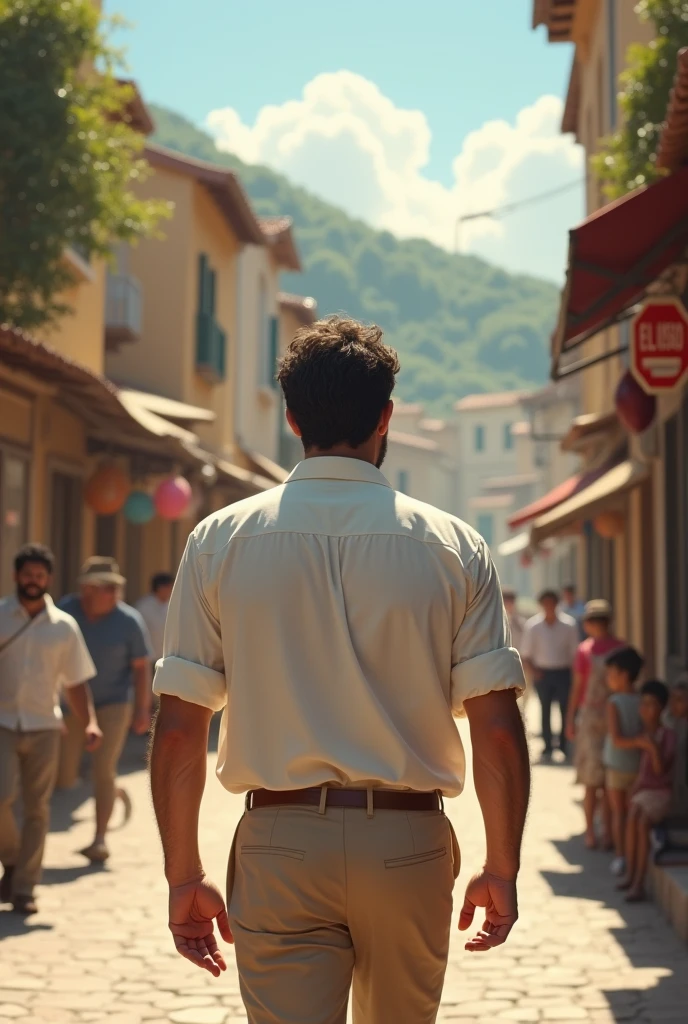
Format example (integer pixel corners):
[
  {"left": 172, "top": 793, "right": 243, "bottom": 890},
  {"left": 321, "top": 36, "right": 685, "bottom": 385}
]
[
  {"left": 304, "top": 444, "right": 376, "bottom": 465},
  {"left": 19, "top": 595, "right": 47, "bottom": 619},
  {"left": 543, "top": 613, "right": 557, "bottom": 625}
]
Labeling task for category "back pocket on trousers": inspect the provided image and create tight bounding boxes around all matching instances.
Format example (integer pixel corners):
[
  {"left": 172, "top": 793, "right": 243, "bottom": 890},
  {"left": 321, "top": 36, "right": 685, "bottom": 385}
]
[
  {"left": 241, "top": 845, "right": 305, "bottom": 861},
  {"left": 384, "top": 847, "right": 447, "bottom": 869}
]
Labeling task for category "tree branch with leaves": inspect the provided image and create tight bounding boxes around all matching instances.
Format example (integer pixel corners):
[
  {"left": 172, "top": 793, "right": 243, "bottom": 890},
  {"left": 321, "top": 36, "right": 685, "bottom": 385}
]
[
  {"left": 593, "top": 0, "right": 688, "bottom": 200},
  {"left": 0, "top": 0, "right": 171, "bottom": 330}
]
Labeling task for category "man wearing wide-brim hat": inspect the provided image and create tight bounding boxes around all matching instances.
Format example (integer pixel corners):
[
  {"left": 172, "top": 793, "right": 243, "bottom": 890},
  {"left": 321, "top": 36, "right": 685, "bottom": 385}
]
[{"left": 57, "top": 556, "right": 153, "bottom": 863}]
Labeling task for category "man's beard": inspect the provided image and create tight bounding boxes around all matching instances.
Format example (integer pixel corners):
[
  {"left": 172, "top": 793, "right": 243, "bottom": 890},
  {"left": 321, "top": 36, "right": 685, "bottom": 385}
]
[
  {"left": 376, "top": 432, "right": 388, "bottom": 469},
  {"left": 17, "top": 583, "right": 48, "bottom": 602}
]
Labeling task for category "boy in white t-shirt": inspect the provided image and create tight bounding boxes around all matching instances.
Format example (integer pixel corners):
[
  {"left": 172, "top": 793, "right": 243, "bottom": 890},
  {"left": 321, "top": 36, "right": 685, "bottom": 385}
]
[{"left": 136, "top": 573, "right": 174, "bottom": 663}]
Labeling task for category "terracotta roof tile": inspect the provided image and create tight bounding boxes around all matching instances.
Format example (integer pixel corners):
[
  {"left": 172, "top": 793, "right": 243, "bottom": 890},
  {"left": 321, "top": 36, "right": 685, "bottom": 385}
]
[
  {"left": 278, "top": 292, "right": 318, "bottom": 326},
  {"left": 260, "top": 217, "right": 302, "bottom": 271},
  {"left": 144, "top": 143, "right": 264, "bottom": 245},
  {"left": 562, "top": 57, "right": 580, "bottom": 136},
  {"left": 116, "top": 79, "right": 155, "bottom": 136}
]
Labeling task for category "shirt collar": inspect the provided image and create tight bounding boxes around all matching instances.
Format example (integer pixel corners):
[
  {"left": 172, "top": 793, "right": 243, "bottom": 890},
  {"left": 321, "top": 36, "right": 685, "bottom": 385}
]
[
  {"left": 286, "top": 457, "right": 392, "bottom": 489},
  {"left": 8, "top": 593, "right": 54, "bottom": 620}
]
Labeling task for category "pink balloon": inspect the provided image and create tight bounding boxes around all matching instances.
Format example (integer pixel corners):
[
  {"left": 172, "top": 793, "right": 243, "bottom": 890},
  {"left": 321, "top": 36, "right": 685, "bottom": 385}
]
[{"left": 154, "top": 476, "right": 192, "bottom": 521}]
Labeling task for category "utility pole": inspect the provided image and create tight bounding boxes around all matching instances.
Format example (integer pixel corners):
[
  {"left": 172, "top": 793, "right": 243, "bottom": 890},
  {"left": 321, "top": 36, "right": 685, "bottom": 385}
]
[{"left": 454, "top": 210, "right": 496, "bottom": 254}]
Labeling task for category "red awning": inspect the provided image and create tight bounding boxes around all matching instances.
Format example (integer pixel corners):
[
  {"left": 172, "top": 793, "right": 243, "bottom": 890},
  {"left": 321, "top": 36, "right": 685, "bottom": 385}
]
[
  {"left": 507, "top": 461, "right": 612, "bottom": 530},
  {"left": 554, "top": 164, "right": 688, "bottom": 357}
]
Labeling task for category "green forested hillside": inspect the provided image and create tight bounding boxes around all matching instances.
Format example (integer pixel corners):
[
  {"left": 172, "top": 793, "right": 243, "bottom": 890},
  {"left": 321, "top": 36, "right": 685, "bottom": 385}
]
[{"left": 150, "top": 105, "right": 558, "bottom": 415}]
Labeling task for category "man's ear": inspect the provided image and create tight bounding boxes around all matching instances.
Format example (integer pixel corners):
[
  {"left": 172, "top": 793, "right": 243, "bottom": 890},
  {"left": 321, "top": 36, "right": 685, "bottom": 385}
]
[
  {"left": 378, "top": 400, "right": 394, "bottom": 435},
  {"left": 285, "top": 408, "right": 302, "bottom": 438}
]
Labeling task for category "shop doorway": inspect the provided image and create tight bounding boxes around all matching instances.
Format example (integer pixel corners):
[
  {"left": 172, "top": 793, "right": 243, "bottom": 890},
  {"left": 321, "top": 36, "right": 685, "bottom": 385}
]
[{"left": 50, "top": 470, "right": 83, "bottom": 601}]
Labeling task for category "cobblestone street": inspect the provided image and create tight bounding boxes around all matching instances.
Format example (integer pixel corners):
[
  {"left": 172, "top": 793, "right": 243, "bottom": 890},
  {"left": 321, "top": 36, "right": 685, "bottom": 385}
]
[{"left": 0, "top": 717, "right": 685, "bottom": 1024}]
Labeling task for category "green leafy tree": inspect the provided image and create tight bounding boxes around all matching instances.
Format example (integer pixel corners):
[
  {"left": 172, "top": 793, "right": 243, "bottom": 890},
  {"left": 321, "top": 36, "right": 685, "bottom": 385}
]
[
  {"left": 0, "top": 0, "right": 170, "bottom": 329},
  {"left": 594, "top": 1, "right": 688, "bottom": 198}
]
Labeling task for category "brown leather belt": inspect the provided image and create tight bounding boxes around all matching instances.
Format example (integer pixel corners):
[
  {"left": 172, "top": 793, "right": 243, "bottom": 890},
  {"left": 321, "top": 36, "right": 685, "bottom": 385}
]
[{"left": 246, "top": 787, "right": 443, "bottom": 812}]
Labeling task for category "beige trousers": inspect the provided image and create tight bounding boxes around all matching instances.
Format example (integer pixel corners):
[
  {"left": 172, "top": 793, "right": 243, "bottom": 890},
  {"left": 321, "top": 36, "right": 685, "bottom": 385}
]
[
  {"left": 228, "top": 801, "right": 460, "bottom": 1024},
  {"left": 57, "top": 702, "right": 133, "bottom": 814},
  {"left": 0, "top": 726, "right": 61, "bottom": 897}
]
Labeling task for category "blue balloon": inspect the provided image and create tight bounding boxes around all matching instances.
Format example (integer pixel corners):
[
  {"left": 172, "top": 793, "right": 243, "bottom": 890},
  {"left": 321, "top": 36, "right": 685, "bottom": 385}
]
[{"left": 123, "top": 490, "right": 155, "bottom": 525}]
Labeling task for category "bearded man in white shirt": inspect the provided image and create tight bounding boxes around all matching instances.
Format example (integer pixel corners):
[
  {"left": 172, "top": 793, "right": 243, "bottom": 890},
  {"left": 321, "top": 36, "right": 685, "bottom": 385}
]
[
  {"left": 150, "top": 316, "right": 530, "bottom": 1024},
  {"left": 0, "top": 544, "right": 101, "bottom": 915}
]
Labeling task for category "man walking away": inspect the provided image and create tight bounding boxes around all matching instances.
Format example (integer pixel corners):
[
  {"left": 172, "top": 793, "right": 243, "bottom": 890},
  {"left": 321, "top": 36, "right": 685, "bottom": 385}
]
[
  {"left": 136, "top": 573, "right": 174, "bottom": 664},
  {"left": 58, "top": 557, "right": 153, "bottom": 864},
  {"left": 522, "top": 589, "right": 579, "bottom": 762},
  {"left": 0, "top": 544, "right": 101, "bottom": 914},
  {"left": 150, "top": 316, "right": 530, "bottom": 1024}
]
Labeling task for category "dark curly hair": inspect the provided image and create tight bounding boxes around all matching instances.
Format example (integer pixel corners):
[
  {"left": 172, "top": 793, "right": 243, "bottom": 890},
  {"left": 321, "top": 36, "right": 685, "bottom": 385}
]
[
  {"left": 14, "top": 543, "right": 54, "bottom": 574},
  {"left": 277, "top": 316, "right": 400, "bottom": 450}
]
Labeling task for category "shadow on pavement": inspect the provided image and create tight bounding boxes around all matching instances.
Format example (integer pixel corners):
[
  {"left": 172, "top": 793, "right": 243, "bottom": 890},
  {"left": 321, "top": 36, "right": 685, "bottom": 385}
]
[
  {"left": 542, "top": 834, "right": 686, "bottom": 1022},
  {"left": 48, "top": 712, "right": 222, "bottom": 833},
  {"left": 41, "top": 864, "right": 100, "bottom": 886},
  {"left": 0, "top": 910, "right": 53, "bottom": 942}
]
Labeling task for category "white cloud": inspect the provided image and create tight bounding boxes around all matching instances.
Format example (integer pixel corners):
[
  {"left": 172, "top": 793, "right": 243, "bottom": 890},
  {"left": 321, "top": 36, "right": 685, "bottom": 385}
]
[{"left": 206, "top": 72, "right": 585, "bottom": 283}]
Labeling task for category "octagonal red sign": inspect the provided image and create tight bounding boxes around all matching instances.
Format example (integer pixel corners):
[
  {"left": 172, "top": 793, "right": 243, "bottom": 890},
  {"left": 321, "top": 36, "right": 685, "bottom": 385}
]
[{"left": 631, "top": 297, "right": 688, "bottom": 395}]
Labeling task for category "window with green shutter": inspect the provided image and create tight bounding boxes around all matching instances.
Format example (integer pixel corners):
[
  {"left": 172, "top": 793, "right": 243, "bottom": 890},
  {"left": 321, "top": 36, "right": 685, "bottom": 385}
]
[{"left": 195, "top": 253, "right": 227, "bottom": 383}]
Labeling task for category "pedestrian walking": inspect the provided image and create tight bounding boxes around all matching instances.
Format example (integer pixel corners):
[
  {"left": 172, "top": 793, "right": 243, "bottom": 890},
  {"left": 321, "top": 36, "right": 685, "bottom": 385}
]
[
  {"left": 150, "top": 316, "right": 530, "bottom": 1024},
  {"left": 136, "top": 572, "right": 174, "bottom": 664},
  {"left": 521, "top": 589, "right": 579, "bottom": 761},
  {"left": 566, "top": 600, "right": 625, "bottom": 849},
  {"left": 0, "top": 544, "right": 101, "bottom": 915},
  {"left": 57, "top": 557, "right": 153, "bottom": 864}
]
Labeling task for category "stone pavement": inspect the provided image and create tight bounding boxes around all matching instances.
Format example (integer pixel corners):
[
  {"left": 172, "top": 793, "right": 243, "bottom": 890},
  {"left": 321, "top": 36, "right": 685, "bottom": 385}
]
[{"left": 1, "top": 717, "right": 686, "bottom": 1024}]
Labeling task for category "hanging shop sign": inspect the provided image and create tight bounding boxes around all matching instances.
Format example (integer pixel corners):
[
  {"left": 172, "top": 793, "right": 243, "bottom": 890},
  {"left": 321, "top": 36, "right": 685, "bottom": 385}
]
[{"left": 631, "top": 297, "right": 688, "bottom": 395}]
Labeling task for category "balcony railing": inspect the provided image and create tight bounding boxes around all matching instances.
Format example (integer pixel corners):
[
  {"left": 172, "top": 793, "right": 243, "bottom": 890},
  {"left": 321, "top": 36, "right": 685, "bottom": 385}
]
[{"left": 105, "top": 271, "right": 142, "bottom": 350}]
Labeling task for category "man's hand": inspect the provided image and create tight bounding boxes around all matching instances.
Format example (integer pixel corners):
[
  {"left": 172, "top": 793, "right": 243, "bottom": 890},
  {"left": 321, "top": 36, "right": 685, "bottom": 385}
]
[
  {"left": 132, "top": 705, "right": 152, "bottom": 735},
  {"left": 84, "top": 721, "right": 102, "bottom": 752},
  {"left": 459, "top": 868, "right": 518, "bottom": 952},
  {"left": 168, "top": 875, "right": 233, "bottom": 976}
]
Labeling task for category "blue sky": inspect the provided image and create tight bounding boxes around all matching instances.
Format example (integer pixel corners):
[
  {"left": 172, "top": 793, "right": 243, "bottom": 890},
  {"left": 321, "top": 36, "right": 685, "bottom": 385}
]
[{"left": 107, "top": 1, "right": 584, "bottom": 281}]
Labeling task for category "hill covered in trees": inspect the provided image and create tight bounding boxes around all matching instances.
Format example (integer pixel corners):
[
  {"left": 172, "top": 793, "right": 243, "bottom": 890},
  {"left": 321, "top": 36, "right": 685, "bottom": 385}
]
[{"left": 150, "top": 105, "right": 559, "bottom": 415}]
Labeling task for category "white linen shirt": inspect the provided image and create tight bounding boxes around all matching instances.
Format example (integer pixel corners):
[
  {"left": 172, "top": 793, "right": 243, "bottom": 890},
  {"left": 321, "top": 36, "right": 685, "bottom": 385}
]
[
  {"left": 154, "top": 457, "right": 525, "bottom": 797},
  {"left": 0, "top": 594, "right": 96, "bottom": 731},
  {"left": 520, "top": 611, "right": 579, "bottom": 670}
]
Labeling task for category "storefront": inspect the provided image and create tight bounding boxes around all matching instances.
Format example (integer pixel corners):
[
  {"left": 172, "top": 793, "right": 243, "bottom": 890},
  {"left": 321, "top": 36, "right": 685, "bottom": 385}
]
[{"left": 0, "top": 325, "right": 270, "bottom": 604}]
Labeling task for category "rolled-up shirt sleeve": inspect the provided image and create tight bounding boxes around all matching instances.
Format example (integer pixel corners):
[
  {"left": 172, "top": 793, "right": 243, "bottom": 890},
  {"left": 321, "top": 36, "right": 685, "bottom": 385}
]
[
  {"left": 450, "top": 541, "right": 526, "bottom": 715},
  {"left": 61, "top": 624, "right": 96, "bottom": 688},
  {"left": 153, "top": 534, "right": 227, "bottom": 712}
]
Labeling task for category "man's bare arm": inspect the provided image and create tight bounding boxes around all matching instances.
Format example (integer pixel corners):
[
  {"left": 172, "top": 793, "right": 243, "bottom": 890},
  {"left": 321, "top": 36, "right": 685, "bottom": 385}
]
[
  {"left": 460, "top": 687, "right": 530, "bottom": 952},
  {"left": 150, "top": 694, "right": 232, "bottom": 975},
  {"left": 64, "top": 683, "right": 101, "bottom": 751},
  {"left": 150, "top": 693, "right": 212, "bottom": 885}
]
